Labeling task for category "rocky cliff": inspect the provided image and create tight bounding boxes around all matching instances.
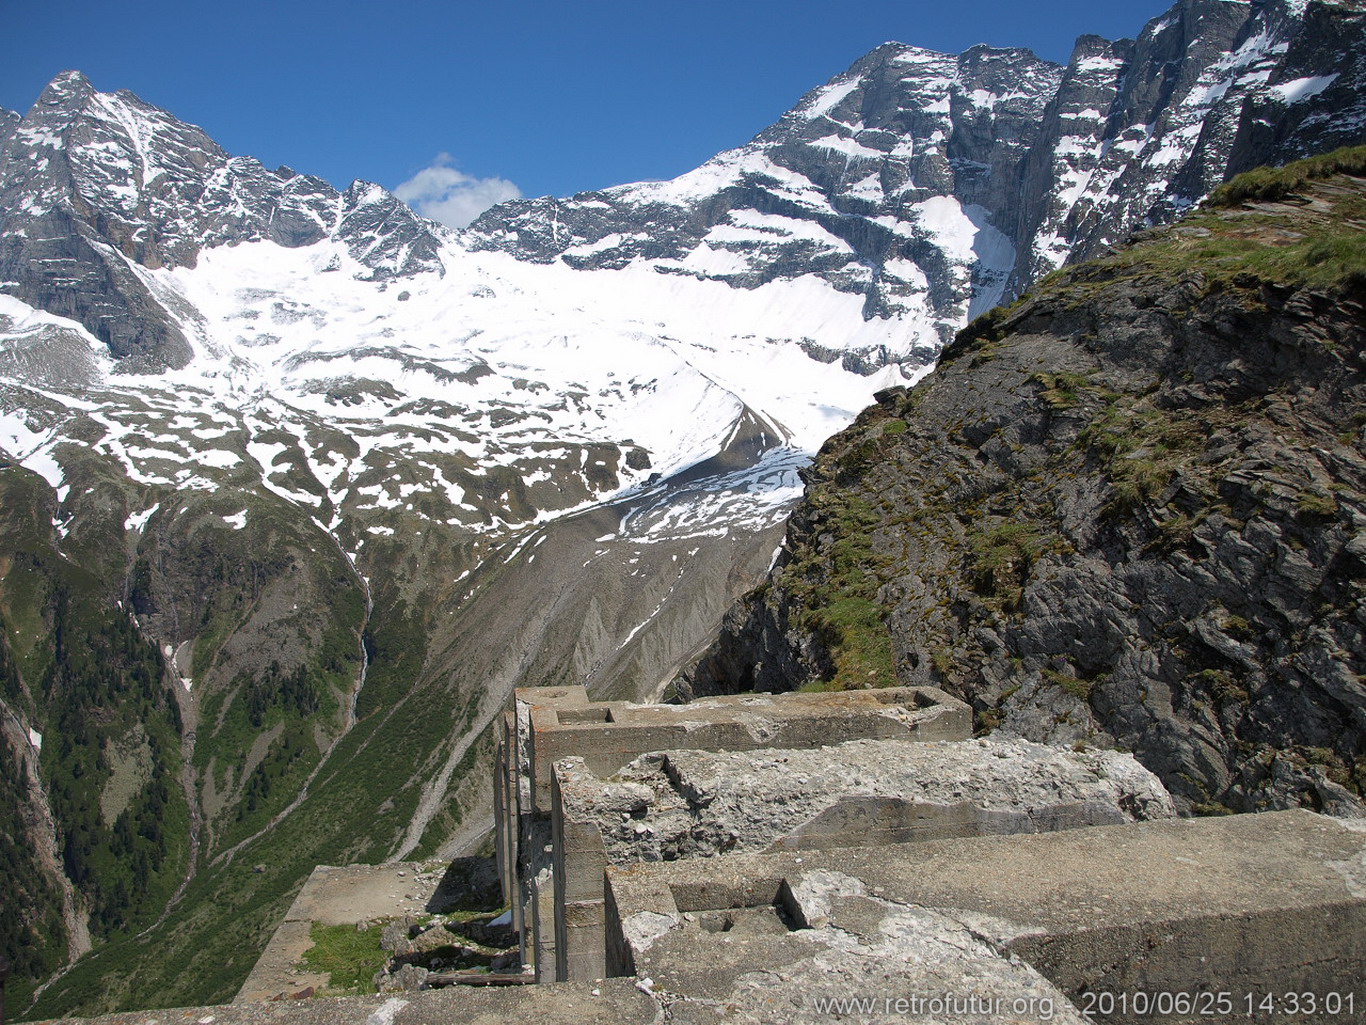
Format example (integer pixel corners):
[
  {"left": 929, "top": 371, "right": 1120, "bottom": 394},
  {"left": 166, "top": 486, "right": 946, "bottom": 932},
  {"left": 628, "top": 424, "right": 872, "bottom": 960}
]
[
  {"left": 0, "top": 72, "right": 445, "bottom": 370},
  {"left": 681, "top": 149, "right": 1366, "bottom": 818}
]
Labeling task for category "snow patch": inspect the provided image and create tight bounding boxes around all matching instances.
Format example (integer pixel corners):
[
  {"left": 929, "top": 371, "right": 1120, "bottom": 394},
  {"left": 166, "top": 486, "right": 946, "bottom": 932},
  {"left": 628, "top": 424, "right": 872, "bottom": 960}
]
[
  {"left": 808, "top": 134, "right": 886, "bottom": 161},
  {"left": 125, "top": 504, "right": 159, "bottom": 533},
  {"left": 803, "top": 78, "right": 861, "bottom": 118},
  {"left": 1270, "top": 75, "right": 1339, "bottom": 103}
]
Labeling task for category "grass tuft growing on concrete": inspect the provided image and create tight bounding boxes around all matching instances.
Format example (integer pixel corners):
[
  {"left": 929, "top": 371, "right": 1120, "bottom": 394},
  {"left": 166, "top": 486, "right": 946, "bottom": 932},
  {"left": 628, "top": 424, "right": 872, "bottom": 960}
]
[{"left": 300, "top": 922, "right": 387, "bottom": 995}]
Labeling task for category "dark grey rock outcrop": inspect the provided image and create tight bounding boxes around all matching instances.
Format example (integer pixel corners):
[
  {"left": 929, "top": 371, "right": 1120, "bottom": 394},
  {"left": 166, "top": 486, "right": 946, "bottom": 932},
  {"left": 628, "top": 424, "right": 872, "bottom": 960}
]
[
  {"left": 680, "top": 163, "right": 1366, "bottom": 816},
  {"left": 0, "top": 106, "right": 19, "bottom": 147}
]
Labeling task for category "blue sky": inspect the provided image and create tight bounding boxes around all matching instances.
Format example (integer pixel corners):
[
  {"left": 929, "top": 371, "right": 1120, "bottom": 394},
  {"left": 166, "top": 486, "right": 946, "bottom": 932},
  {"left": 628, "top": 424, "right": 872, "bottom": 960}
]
[{"left": 4, "top": 0, "right": 1174, "bottom": 223}]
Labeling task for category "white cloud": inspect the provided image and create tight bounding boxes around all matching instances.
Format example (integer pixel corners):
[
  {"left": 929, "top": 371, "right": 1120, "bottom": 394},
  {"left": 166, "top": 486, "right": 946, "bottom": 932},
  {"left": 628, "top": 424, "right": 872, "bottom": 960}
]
[{"left": 394, "top": 153, "right": 522, "bottom": 228}]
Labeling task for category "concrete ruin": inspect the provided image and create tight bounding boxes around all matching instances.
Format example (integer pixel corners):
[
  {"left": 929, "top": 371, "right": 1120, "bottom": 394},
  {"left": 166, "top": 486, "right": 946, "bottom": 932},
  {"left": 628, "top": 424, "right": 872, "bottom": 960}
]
[
  {"left": 606, "top": 810, "right": 1366, "bottom": 1024},
  {"left": 493, "top": 684, "right": 974, "bottom": 979},
  {"left": 37, "top": 686, "right": 1366, "bottom": 1025},
  {"left": 493, "top": 685, "right": 1178, "bottom": 982}
]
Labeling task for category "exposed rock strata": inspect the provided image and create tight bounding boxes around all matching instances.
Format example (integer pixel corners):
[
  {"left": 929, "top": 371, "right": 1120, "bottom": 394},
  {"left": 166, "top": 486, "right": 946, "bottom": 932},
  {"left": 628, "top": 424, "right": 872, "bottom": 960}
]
[{"left": 682, "top": 164, "right": 1366, "bottom": 816}]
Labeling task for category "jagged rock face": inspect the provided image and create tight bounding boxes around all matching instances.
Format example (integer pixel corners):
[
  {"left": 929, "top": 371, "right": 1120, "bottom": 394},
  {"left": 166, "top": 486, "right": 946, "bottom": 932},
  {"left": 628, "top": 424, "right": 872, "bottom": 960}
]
[
  {"left": 1013, "top": 0, "right": 1366, "bottom": 287},
  {"left": 681, "top": 164, "right": 1366, "bottom": 818},
  {"left": 1, "top": 71, "right": 447, "bottom": 273},
  {"left": 0, "top": 106, "right": 19, "bottom": 146},
  {"left": 471, "top": 0, "right": 1366, "bottom": 367},
  {"left": 468, "top": 43, "right": 1059, "bottom": 359}
]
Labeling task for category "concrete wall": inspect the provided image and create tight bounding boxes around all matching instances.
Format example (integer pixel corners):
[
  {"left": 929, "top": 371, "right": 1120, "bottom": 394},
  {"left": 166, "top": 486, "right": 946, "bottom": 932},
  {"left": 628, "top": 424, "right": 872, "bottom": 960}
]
[
  {"left": 517, "top": 685, "right": 971, "bottom": 815},
  {"left": 552, "top": 734, "right": 1174, "bottom": 983}
]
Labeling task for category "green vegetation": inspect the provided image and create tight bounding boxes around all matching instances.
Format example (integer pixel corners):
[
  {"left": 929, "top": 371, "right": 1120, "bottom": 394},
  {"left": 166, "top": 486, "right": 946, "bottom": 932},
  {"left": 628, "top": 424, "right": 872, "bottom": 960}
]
[
  {"left": 1295, "top": 490, "right": 1339, "bottom": 520},
  {"left": 1297, "top": 746, "right": 1366, "bottom": 793},
  {"left": 1190, "top": 802, "right": 1237, "bottom": 817},
  {"left": 0, "top": 467, "right": 191, "bottom": 1010},
  {"left": 1194, "top": 668, "right": 1249, "bottom": 706},
  {"left": 968, "top": 522, "right": 1048, "bottom": 610},
  {"left": 744, "top": 148, "right": 1366, "bottom": 819},
  {"left": 772, "top": 492, "right": 897, "bottom": 690},
  {"left": 37, "top": 590, "right": 190, "bottom": 935},
  {"left": 811, "top": 596, "right": 896, "bottom": 686},
  {"left": 1085, "top": 146, "right": 1366, "bottom": 294},
  {"left": 409, "top": 737, "right": 483, "bottom": 860},
  {"left": 1073, "top": 397, "right": 1212, "bottom": 520},
  {"left": 1043, "top": 668, "right": 1095, "bottom": 702},
  {"left": 300, "top": 923, "right": 388, "bottom": 995},
  {"left": 17, "top": 144, "right": 1366, "bottom": 1023},
  {"left": 1032, "top": 371, "right": 1099, "bottom": 410},
  {"left": 246, "top": 662, "right": 321, "bottom": 727},
  {"left": 941, "top": 309, "right": 1010, "bottom": 364},
  {"left": 0, "top": 630, "right": 69, "bottom": 1013},
  {"left": 1205, "top": 145, "right": 1366, "bottom": 207},
  {"left": 22, "top": 569, "right": 482, "bottom": 1019}
]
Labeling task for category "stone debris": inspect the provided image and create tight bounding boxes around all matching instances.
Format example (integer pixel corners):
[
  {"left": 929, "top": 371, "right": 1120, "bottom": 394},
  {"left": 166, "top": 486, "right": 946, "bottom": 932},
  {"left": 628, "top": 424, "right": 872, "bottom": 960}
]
[{"left": 374, "top": 963, "right": 429, "bottom": 993}]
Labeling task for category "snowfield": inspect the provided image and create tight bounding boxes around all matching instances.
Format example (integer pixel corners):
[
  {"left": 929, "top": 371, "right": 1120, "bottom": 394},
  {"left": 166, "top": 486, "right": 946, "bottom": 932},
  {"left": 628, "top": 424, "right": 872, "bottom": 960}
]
[{"left": 0, "top": 224, "right": 925, "bottom": 549}]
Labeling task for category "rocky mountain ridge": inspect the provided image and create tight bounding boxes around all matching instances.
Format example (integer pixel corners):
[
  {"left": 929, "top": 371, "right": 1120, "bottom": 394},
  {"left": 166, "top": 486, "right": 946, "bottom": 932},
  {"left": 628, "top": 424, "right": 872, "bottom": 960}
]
[
  {"left": 680, "top": 149, "right": 1366, "bottom": 817},
  {"left": 1, "top": 0, "right": 1365, "bottom": 1017},
  {"left": 470, "top": 0, "right": 1366, "bottom": 364},
  {"left": 0, "top": 71, "right": 446, "bottom": 371}
]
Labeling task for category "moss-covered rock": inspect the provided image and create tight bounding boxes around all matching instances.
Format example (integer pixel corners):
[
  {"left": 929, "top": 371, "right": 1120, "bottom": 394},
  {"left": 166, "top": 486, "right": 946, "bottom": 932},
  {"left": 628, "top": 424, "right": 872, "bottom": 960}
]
[{"left": 682, "top": 154, "right": 1366, "bottom": 816}]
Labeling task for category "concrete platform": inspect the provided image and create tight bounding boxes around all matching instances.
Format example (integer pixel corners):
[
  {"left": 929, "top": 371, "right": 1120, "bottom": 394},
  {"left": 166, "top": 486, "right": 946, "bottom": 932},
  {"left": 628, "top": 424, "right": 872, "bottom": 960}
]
[
  {"left": 235, "top": 858, "right": 497, "bottom": 1002},
  {"left": 605, "top": 810, "right": 1366, "bottom": 1023},
  {"left": 552, "top": 735, "right": 1174, "bottom": 982}
]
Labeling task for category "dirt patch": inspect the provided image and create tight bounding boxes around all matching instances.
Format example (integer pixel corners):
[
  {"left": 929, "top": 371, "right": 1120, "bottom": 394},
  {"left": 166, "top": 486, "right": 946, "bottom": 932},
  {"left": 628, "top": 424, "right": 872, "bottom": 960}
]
[{"left": 100, "top": 723, "right": 152, "bottom": 826}]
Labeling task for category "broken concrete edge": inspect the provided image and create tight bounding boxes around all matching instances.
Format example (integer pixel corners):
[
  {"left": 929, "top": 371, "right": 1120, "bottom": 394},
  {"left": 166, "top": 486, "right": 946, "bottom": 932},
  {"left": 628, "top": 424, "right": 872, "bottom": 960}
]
[
  {"left": 30, "top": 980, "right": 657, "bottom": 1025},
  {"left": 234, "top": 861, "right": 458, "bottom": 1004},
  {"left": 517, "top": 684, "right": 973, "bottom": 813},
  {"left": 552, "top": 735, "right": 1176, "bottom": 865},
  {"left": 548, "top": 733, "right": 1175, "bottom": 981},
  {"left": 498, "top": 683, "right": 977, "bottom": 983}
]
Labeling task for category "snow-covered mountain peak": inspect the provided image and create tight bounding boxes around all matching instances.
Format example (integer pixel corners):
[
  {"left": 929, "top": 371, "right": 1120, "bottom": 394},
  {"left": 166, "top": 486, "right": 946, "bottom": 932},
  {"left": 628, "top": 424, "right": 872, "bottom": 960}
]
[
  {"left": 34, "top": 69, "right": 97, "bottom": 107},
  {"left": 465, "top": 40, "right": 1069, "bottom": 365},
  {"left": 0, "top": 72, "right": 454, "bottom": 369}
]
